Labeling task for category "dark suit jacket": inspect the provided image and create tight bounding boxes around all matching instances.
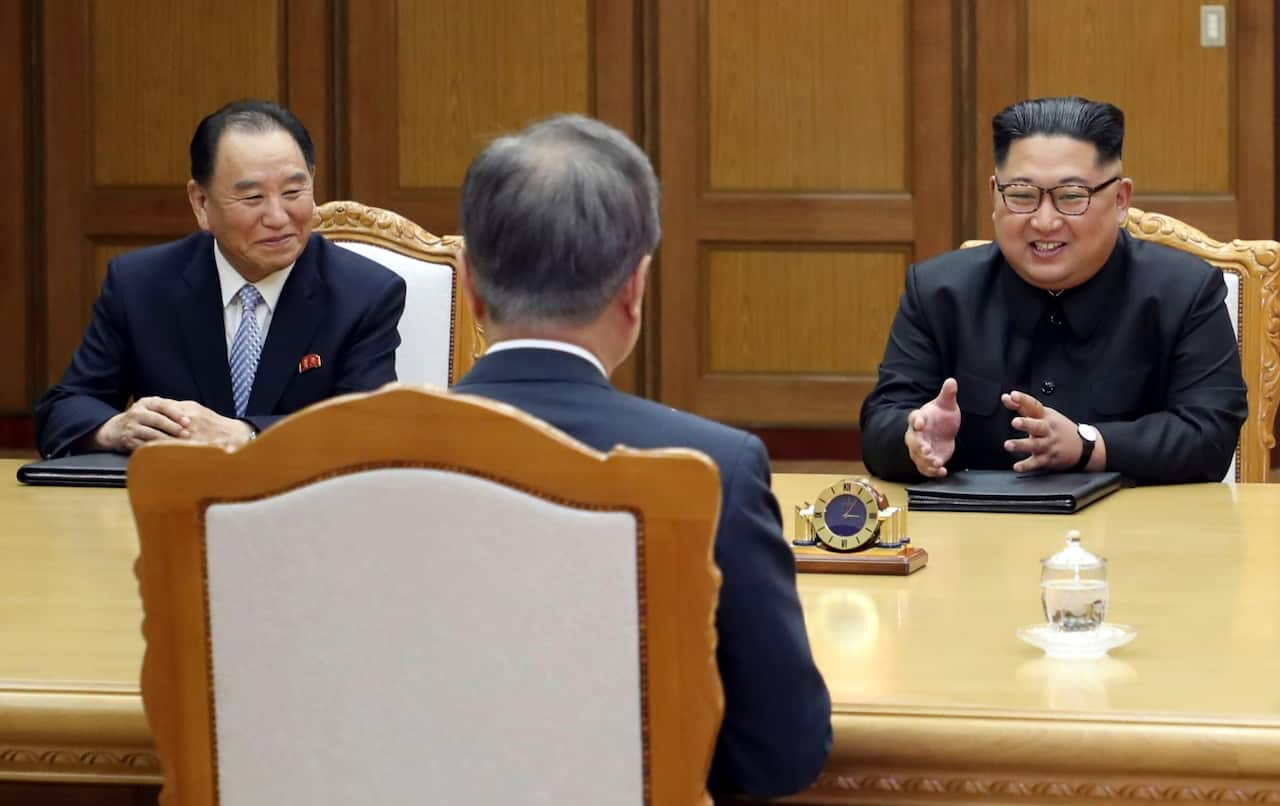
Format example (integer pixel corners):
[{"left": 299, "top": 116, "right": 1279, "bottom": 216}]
[
  {"left": 454, "top": 348, "right": 832, "bottom": 799},
  {"left": 35, "top": 232, "right": 406, "bottom": 458},
  {"left": 860, "top": 231, "right": 1248, "bottom": 484}
]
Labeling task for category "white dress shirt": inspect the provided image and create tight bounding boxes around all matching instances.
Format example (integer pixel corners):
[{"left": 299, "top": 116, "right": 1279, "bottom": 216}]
[{"left": 214, "top": 241, "right": 294, "bottom": 358}]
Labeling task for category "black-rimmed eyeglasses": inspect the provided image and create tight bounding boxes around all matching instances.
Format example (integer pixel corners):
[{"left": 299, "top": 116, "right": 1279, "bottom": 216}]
[{"left": 995, "top": 176, "right": 1122, "bottom": 216}]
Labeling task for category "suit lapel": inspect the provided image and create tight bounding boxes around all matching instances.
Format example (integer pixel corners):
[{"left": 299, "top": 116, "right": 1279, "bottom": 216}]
[
  {"left": 178, "top": 237, "right": 236, "bottom": 415},
  {"left": 248, "top": 237, "right": 325, "bottom": 413}
]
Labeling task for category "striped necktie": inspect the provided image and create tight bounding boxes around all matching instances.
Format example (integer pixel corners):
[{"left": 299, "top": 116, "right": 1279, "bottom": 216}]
[{"left": 230, "top": 284, "right": 265, "bottom": 417}]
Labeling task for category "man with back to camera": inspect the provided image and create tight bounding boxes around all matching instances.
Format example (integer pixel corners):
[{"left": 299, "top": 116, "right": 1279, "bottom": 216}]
[
  {"left": 860, "top": 96, "right": 1247, "bottom": 484},
  {"left": 451, "top": 114, "right": 832, "bottom": 798},
  {"left": 35, "top": 100, "right": 406, "bottom": 458}
]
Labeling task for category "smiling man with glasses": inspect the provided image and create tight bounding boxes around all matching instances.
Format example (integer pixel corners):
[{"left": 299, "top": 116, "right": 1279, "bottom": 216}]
[{"left": 860, "top": 96, "right": 1246, "bottom": 485}]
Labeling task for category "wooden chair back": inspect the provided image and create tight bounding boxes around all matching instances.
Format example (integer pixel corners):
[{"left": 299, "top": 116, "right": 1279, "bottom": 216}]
[{"left": 129, "top": 385, "right": 724, "bottom": 806}]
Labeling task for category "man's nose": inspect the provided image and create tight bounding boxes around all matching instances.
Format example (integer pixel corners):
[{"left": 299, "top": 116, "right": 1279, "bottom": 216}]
[
  {"left": 1029, "top": 193, "right": 1062, "bottom": 230},
  {"left": 262, "top": 196, "right": 289, "bottom": 227}
]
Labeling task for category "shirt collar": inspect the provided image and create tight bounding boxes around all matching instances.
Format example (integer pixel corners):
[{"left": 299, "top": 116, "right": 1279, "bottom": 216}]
[
  {"left": 214, "top": 240, "right": 293, "bottom": 312},
  {"left": 485, "top": 338, "right": 609, "bottom": 379},
  {"left": 1001, "top": 230, "right": 1126, "bottom": 339}
]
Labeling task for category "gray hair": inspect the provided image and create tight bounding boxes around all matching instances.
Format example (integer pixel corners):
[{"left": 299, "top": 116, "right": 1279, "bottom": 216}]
[{"left": 459, "top": 114, "right": 661, "bottom": 327}]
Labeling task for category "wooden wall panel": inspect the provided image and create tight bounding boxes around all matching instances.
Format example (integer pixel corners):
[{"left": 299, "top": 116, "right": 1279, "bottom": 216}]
[
  {"left": 0, "top": 1, "right": 30, "bottom": 415},
  {"left": 707, "top": 0, "right": 907, "bottom": 192},
  {"left": 91, "top": 0, "right": 280, "bottom": 186},
  {"left": 396, "top": 0, "right": 590, "bottom": 190},
  {"left": 40, "top": 0, "right": 330, "bottom": 393},
  {"left": 10, "top": 0, "right": 1277, "bottom": 457},
  {"left": 346, "top": 0, "right": 626, "bottom": 233},
  {"left": 658, "top": 0, "right": 954, "bottom": 427},
  {"left": 973, "top": 0, "right": 1273, "bottom": 242},
  {"left": 706, "top": 248, "right": 907, "bottom": 374},
  {"left": 345, "top": 0, "right": 643, "bottom": 392},
  {"left": 1026, "top": 1, "right": 1229, "bottom": 194}
]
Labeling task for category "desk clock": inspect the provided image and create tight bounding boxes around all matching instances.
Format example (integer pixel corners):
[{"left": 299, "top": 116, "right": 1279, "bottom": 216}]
[
  {"left": 793, "top": 477, "right": 907, "bottom": 553},
  {"left": 792, "top": 477, "right": 926, "bottom": 575}
]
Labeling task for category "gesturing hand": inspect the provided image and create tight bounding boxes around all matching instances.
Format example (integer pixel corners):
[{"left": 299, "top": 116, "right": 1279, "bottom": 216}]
[
  {"left": 1001, "top": 390, "right": 1093, "bottom": 472},
  {"left": 904, "top": 377, "right": 962, "bottom": 478}
]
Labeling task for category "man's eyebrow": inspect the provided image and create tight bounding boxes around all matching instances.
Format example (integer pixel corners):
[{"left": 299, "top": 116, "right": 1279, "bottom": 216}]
[
  {"left": 1001, "top": 175, "right": 1092, "bottom": 185},
  {"left": 230, "top": 173, "right": 309, "bottom": 192}
]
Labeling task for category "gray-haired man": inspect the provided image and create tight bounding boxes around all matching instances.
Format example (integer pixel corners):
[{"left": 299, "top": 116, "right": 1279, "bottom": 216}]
[{"left": 452, "top": 114, "right": 832, "bottom": 799}]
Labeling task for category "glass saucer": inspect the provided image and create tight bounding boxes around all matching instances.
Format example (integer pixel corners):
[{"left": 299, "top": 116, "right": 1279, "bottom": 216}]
[{"left": 1016, "top": 623, "right": 1137, "bottom": 660}]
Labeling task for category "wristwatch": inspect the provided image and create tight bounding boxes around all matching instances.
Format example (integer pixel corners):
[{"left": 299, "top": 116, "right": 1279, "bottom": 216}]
[{"left": 1070, "top": 423, "right": 1099, "bottom": 472}]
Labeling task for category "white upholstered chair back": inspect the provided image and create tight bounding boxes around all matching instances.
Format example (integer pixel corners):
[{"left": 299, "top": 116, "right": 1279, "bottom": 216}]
[
  {"left": 313, "top": 201, "right": 481, "bottom": 384},
  {"left": 962, "top": 207, "right": 1280, "bottom": 483},
  {"left": 129, "top": 386, "right": 723, "bottom": 806}
]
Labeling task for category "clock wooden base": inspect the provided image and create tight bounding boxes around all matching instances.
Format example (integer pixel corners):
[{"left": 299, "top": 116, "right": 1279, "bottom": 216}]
[{"left": 793, "top": 545, "right": 928, "bottom": 576}]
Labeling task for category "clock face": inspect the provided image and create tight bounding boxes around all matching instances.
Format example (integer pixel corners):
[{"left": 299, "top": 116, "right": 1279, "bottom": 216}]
[
  {"left": 821, "top": 493, "right": 868, "bottom": 536},
  {"left": 812, "top": 480, "right": 881, "bottom": 553}
]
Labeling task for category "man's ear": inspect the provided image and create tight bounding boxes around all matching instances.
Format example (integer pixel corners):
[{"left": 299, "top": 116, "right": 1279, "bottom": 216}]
[
  {"left": 458, "top": 248, "right": 485, "bottom": 320},
  {"left": 619, "top": 255, "right": 651, "bottom": 323},
  {"left": 187, "top": 180, "right": 211, "bottom": 232},
  {"left": 304, "top": 168, "right": 319, "bottom": 213},
  {"left": 1114, "top": 177, "right": 1134, "bottom": 225}
]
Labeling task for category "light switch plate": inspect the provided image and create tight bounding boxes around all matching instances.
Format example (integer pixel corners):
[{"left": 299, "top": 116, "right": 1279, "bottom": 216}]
[{"left": 1200, "top": 4, "right": 1226, "bottom": 47}]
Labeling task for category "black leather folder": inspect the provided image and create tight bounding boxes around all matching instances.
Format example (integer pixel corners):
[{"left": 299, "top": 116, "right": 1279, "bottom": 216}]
[
  {"left": 906, "top": 470, "right": 1124, "bottom": 514},
  {"left": 16, "top": 453, "right": 129, "bottom": 488}
]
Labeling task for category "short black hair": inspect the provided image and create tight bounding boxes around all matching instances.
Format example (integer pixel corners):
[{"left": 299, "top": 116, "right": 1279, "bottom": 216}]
[
  {"left": 460, "top": 114, "right": 661, "bottom": 327},
  {"left": 992, "top": 97, "right": 1124, "bottom": 169},
  {"left": 189, "top": 99, "right": 315, "bottom": 185}
]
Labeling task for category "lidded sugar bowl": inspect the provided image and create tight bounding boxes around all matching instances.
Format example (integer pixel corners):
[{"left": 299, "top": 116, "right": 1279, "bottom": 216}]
[{"left": 1040, "top": 530, "right": 1107, "bottom": 632}]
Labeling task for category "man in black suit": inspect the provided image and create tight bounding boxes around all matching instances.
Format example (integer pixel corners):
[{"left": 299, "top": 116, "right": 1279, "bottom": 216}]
[
  {"left": 861, "top": 96, "right": 1246, "bottom": 484},
  {"left": 35, "top": 100, "right": 405, "bottom": 458},
  {"left": 452, "top": 114, "right": 832, "bottom": 798}
]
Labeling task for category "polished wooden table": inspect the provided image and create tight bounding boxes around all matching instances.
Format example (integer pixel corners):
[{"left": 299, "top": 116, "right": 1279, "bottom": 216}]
[
  {"left": 5, "top": 460, "right": 1280, "bottom": 805},
  {"left": 776, "top": 474, "right": 1280, "bottom": 805},
  {"left": 0, "top": 460, "right": 156, "bottom": 802}
]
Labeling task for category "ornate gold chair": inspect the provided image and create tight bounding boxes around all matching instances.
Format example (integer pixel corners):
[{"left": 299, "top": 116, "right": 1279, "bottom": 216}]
[
  {"left": 313, "top": 201, "right": 481, "bottom": 384},
  {"left": 129, "top": 385, "right": 724, "bottom": 806},
  {"left": 963, "top": 207, "right": 1280, "bottom": 482}
]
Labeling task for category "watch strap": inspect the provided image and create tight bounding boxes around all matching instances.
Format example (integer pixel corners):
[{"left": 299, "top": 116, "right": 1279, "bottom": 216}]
[{"left": 1070, "top": 425, "right": 1095, "bottom": 473}]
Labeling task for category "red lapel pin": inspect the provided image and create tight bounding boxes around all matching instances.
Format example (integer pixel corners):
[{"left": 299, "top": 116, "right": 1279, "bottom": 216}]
[{"left": 298, "top": 353, "right": 322, "bottom": 373}]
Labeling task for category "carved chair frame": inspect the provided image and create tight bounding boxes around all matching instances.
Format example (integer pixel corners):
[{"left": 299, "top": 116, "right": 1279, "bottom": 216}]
[
  {"left": 129, "top": 386, "right": 724, "bottom": 806},
  {"left": 312, "top": 200, "right": 483, "bottom": 382}
]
